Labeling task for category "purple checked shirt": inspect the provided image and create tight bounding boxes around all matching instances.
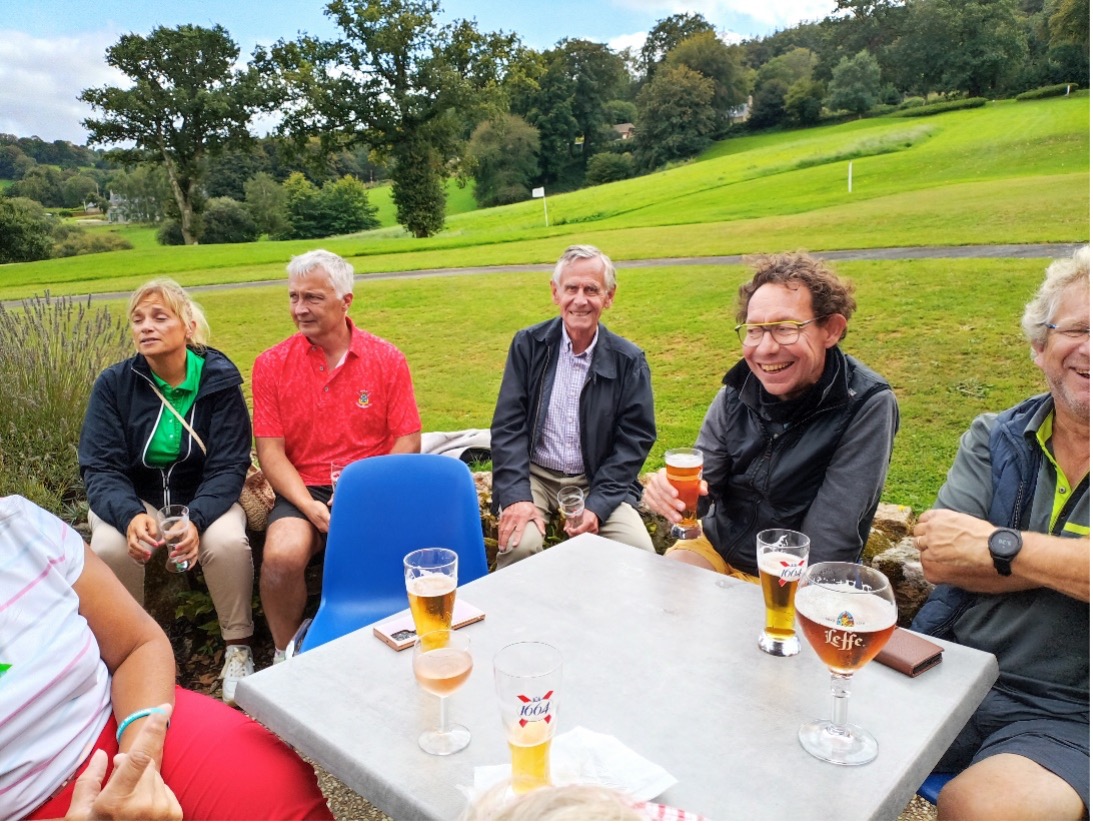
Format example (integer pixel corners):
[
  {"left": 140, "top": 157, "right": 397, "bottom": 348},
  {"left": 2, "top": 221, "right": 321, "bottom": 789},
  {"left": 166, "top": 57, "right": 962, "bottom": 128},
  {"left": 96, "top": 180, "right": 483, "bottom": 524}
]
[{"left": 531, "top": 326, "right": 597, "bottom": 475}]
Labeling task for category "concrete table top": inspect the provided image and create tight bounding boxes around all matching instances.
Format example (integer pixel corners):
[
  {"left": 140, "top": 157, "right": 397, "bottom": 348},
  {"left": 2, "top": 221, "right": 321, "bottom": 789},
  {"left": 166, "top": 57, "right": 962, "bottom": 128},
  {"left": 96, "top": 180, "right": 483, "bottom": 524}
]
[{"left": 236, "top": 533, "right": 998, "bottom": 820}]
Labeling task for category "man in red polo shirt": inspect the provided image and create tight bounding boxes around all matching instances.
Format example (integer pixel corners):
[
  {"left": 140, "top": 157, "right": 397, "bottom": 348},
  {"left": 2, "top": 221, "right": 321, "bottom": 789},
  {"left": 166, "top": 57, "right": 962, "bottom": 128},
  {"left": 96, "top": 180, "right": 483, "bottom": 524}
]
[{"left": 253, "top": 249, "right": 422, "bottom": 660}]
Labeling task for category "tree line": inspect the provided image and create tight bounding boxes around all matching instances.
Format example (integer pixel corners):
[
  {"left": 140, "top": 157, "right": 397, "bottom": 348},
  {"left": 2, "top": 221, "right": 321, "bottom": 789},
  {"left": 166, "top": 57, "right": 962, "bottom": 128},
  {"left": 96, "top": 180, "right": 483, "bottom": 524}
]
[{"left": 0, "top": 0, "right": 1087, "bottom": 262}]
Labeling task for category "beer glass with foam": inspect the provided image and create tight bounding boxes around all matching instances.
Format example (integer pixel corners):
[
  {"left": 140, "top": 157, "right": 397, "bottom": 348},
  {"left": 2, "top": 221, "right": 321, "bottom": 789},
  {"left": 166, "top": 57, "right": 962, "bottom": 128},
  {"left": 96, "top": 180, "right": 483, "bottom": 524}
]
[
  {"left": 664, "top": 448, "right": 703, "bottom": 539},
  {"left": 756, "top": 529, "right": 810, "bottom": 656},
  {"left": 412, "top": 629, "right": 473, "bottom": 755},
  {"left": 795, "top": 561, "right": 897, "bottom": 766},
  {"left": 404, "top": 548, "right": 458, "bottom": 640},
  {"left": 493, "top": 641, "right": 563, "bottom": 794},
  {"left": 156, "top": 504, "right": 191, "bottom": 572}
]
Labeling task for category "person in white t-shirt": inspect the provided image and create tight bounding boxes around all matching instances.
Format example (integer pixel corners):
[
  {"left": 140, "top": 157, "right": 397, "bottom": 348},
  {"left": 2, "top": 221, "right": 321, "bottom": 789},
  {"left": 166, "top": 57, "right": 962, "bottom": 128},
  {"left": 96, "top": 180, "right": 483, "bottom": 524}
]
[{"left": 0, "top": 495, "right": 332, "bottom": 821}]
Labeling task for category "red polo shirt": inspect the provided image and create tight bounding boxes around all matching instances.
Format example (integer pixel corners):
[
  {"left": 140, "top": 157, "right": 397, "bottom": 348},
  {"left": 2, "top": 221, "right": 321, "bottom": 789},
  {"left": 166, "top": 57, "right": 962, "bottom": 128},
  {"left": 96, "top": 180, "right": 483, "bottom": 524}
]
[{"left": 252, "top": 319, "right": 421, "bottom": 486}]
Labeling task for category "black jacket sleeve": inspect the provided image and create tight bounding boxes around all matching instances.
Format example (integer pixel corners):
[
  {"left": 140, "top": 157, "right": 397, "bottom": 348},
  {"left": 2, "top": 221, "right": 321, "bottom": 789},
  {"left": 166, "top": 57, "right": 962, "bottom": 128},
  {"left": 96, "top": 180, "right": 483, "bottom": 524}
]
[
  {"left": 490, "top": 331, "right": 537, "bottom": 513},
  {"left": 79, "top": 368, "right": 147, "bottom": 534}
]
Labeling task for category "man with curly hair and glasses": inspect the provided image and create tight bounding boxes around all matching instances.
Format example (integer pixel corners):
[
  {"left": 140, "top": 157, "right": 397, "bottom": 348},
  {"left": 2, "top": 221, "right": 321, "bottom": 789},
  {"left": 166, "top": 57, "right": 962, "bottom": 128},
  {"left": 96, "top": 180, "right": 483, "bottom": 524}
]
[{"left": 643, "top": 251, "right": 899, "bottom": 580}]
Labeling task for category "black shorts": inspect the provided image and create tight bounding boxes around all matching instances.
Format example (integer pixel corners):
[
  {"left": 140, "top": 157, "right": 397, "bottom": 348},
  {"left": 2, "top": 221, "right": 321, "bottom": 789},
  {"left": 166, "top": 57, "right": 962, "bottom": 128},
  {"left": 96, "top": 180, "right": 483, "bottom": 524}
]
[
  {"left": 937, "top": 687, "right": 1089, "bottom": 809},
  {"left": 268, "top": 486, "right": 334, "bottom": 526}
]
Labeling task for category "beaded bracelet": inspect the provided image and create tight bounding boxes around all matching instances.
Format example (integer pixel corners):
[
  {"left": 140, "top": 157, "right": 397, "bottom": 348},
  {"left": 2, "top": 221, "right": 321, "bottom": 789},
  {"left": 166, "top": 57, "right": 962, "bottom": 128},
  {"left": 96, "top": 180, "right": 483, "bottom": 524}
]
[{"left": 115, "top": 706, "right": 170, "bottom": 743}]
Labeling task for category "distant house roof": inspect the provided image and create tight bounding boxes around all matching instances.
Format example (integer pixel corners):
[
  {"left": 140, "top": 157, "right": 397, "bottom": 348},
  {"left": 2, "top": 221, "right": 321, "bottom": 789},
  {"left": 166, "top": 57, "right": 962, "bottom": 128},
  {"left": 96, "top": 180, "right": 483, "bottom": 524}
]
[{"left": 612, "top": 122, "right": 635, "bottom": 139}]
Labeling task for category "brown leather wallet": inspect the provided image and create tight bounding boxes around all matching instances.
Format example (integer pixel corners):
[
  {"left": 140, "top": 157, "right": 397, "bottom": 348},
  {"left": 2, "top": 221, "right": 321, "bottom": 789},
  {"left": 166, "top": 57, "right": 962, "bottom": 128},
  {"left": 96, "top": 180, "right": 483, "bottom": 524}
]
[{"left": 875, "top": 627, "right": 944, "bottom": 677}]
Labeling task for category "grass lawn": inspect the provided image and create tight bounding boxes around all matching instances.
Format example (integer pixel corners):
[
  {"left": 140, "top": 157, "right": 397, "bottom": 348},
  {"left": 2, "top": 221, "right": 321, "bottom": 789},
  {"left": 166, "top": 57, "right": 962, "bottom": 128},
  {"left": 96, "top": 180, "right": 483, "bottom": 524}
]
[
  {"left": 82, "top": 256, "right": 1051, "bottom": 512},
  {"left": 2, "top": 97, "right": 1084, "bottom": 514}
]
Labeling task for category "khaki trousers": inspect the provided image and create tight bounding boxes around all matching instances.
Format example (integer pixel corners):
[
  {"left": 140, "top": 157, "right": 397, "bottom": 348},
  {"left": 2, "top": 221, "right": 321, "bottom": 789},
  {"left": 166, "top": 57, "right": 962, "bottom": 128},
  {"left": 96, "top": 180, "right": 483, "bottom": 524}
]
[
  {"left": 88, "top": 502, "right": 254, "bottom": 639},
  {"left": 495, "top": 463, "right": 654, "bottom": 569}
]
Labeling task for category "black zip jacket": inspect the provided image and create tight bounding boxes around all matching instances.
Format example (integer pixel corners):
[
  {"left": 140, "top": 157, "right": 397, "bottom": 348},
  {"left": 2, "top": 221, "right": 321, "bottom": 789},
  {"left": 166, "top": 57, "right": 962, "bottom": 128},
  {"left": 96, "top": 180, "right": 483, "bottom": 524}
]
[
  {"left": 490, "top": 317, "right": 656, "bottom": 523},
  {"left": 78, "top": 347, "right": 251, "bottom": 534},
  {"left": 699, "top": 346, "right": 899, "bottom": 575}
]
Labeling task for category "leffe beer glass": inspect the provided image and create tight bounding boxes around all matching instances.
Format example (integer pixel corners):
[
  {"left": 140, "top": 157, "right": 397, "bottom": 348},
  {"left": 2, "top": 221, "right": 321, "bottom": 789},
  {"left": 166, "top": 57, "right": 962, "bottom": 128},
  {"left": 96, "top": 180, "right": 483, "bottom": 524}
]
[
  {"left": 494, "top": 641, "right": 563, "bottom": 794},
  {"left": 756, "top": 529, "right": 810, "bottom": 656},
  {"left": 156, "top": 504, "right": 191, "bottom": 572},
  {"left": 404, "top": 548, "right": 458, "bottom": 640},
  {"left": 664, "top": 448, "right": 703, "bottom": 539},
  {"left": 795, "top": 562, "right": 897, "bottom": 766},
  {"left": 412, "top": 629, "right": 473, "bottom": 755}
]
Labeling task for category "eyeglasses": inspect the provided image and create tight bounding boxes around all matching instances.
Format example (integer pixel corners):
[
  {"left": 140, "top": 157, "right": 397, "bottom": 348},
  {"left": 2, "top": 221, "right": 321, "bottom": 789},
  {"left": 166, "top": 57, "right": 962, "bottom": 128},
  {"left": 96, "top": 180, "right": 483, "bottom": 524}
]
[
  {"left": 735, "top": 316, "right": 828, "bottom": 346},
  {"left": 1042, "top": 323, "right": 1090, "bottom": 340}
]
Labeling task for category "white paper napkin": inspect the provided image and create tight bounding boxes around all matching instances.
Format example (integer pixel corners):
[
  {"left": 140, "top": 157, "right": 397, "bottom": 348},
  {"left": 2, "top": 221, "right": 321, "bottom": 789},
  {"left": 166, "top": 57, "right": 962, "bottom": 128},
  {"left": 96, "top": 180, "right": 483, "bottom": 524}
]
[{"left": 468, "top": 726, "right": 677, "bottom": 802}]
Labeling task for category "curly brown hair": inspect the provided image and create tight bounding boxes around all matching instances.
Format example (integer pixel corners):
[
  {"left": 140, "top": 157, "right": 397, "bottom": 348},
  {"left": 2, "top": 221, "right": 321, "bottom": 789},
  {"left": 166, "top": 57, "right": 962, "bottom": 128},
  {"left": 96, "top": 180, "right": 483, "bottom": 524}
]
[{"left": 737, "top": 252, "right": 856, "bottom": 341}]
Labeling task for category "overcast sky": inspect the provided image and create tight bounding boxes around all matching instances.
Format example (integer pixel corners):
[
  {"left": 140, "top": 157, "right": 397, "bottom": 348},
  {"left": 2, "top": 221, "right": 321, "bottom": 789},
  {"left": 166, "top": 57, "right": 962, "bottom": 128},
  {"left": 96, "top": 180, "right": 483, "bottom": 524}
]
[{"left": 0, "top": 0, "right": 837, "bottom": 145}]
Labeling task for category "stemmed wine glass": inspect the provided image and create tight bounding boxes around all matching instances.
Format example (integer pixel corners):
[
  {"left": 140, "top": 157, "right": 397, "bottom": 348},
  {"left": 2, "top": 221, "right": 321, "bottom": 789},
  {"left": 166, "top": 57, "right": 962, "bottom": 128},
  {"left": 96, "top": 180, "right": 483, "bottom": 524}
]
[
  {"left": 413, "top": 629, "right": 473, "bottom": 755},
  {"left": 794, "top": 562, "right": 897, "bottom": 766}
]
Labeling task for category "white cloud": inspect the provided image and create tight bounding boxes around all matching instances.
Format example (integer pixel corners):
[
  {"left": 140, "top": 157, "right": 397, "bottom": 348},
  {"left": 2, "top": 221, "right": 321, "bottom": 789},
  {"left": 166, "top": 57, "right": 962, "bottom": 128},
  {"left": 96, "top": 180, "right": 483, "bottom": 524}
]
[
  {"left": 613, "top": 0, "right": 834, "bottom": 34},
  {"left": 0, "top": 29, "right": 126, "bottom": 144},
  {"left": 607, "top": 30, "right": 647, "bottom": 55}
]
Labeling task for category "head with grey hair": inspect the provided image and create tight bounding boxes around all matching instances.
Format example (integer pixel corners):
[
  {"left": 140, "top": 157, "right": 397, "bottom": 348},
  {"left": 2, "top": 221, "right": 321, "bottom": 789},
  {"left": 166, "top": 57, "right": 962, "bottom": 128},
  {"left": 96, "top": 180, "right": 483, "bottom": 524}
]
[
  {"left": 1021, "top": 245, "right": 1089, "bottom": 422},
  {"left": 1021, "top": 245, "right": 1090, "bottom": 351},
  {"left": 552, "top": 244, "right": 617, "bottom": 291},
  {"left": 287, "top": 249, "right": 355, "bottom": 298}
]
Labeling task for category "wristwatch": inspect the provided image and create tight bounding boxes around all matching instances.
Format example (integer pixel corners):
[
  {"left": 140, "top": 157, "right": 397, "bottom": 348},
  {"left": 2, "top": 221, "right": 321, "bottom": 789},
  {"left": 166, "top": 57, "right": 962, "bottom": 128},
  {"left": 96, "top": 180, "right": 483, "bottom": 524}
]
[{"left": 988, "top": 527, "right": 1022, "bottom": 576}]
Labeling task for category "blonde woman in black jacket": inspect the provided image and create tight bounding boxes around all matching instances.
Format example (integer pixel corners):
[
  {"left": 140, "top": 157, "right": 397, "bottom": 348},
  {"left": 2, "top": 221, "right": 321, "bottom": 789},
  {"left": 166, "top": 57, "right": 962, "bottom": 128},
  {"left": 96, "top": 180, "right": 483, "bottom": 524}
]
[{"left": 78, "top": 279, "right": 254, "bottom": 705}]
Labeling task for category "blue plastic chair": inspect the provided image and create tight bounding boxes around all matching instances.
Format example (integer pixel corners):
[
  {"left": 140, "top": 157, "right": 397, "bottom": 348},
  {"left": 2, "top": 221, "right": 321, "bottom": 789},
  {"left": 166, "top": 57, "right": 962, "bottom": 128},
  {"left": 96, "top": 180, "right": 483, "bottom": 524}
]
[
  {"left": 287, "top": 453, "right": 489, "bottom": 655},
  {"left": 917, "top": 772, "right": 954, "bottom": 805}
]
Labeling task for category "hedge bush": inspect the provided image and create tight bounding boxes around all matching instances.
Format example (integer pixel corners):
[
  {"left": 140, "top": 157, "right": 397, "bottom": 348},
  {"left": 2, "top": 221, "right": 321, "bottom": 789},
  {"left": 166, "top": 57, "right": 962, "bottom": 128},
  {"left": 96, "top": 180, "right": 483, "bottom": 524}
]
[
  {"left": 892, "top": 97, "right": 988, "bottom": 117},
  {"left": 1016, "top": 83, "right": 1079, "bottom": 100}
]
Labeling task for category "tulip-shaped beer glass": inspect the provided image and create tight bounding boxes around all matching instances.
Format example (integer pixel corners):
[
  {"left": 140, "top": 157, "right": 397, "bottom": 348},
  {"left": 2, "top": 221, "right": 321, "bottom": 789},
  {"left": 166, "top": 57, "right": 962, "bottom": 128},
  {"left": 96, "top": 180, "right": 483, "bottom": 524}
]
[{"left": 795, "top": 562, "right": 897, "bottom": 765}]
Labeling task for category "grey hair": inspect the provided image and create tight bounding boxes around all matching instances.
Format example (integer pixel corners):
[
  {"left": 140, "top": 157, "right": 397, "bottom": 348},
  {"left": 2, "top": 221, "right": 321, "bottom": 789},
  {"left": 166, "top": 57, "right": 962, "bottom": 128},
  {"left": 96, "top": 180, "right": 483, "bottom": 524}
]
[
  {"left": 287, "top": 249, "right": 355, "bottom": 298},
  {"left": 1020, "top": 245, "right": 1089, "bottom": 351},
  {"left": 551, "top": 244, "right": 617, "bottom": 291}
]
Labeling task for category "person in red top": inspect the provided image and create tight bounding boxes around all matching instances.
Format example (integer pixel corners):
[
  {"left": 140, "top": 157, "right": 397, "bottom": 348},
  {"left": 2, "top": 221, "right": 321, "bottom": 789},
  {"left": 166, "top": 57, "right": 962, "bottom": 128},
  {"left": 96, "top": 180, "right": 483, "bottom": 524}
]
[{"left": 253, "top": 249, "right": 422, "bottom": 658}]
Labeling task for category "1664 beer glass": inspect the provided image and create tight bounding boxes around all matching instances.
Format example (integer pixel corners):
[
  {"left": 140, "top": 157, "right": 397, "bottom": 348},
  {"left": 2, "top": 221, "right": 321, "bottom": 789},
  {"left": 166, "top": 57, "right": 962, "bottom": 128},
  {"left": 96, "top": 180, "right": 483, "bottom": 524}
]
[
  {"left": 493, "top": 641, "right": 563, "bottom": 794},
  {"left": 795, "top": 562, "right": 897, "bottom": 765},
  {"left": 756, "top": 529, "right": 810, "bottom": 656},
  {"left": 404, "top": 548, "right": 458, "bottom": 640},
  {"left": 412, "top": 630, "right": 473, "bottom": 755},
  {"left": 665, "top": 448, "right": 703, "bottom": 540}
]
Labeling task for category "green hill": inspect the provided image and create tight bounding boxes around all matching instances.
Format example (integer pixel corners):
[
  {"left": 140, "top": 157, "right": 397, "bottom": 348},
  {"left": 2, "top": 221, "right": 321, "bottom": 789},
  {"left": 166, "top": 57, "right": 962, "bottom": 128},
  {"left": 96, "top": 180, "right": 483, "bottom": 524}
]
[{"left": 1, "top": 95, "right": 1086, "bottom": 299}]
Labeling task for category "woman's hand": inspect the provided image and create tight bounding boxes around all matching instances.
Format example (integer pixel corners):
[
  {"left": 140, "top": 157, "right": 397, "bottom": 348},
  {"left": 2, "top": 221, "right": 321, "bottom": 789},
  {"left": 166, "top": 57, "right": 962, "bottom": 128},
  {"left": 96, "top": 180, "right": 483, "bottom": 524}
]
[
  {"left": 65, "top": 706, "right": 181, "bottom": 821},
  {"left": 164, "top": 521, "right": 200, "bottom": 570},
  {"left": 125, "top": 514, "right": 159, "bottom": 563}
]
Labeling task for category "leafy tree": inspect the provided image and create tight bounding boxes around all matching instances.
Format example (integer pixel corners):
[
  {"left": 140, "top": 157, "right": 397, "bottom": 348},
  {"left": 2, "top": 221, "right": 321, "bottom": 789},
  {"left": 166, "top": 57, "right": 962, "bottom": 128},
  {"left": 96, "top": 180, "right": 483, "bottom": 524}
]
[
  {"left": 785, "top": 78, "right": 827, "bottom": 125},
  {"left": 80, "top": 25, "right": 270, "bottom": 244},
  {"left": 555, "top": 40, "right": 629, "bottom": 168},
  {"left": 892, "top": 0, "right": 1027, "bottom": 97},
  {"left": 8, "top": 166, "right": 64, "bottom": 206},
  {"left": 748, "top": 79, "right": 791, "bottom": 129},
  {"left": 464, "top": 115, "right": 541, "bottom": 207},
  {"left": 513, "top": 52, "right": 583, "bottom": 189},
  {"left": 261, "top": 0, "right": 516, "bottom": 237},
  {"left": 0, "top": 144, "right": 31, "bottom": 179},
  {"left": 634, "top": 65, "right": 717, "bottom": 171},
  {"left": 826, "top": 50, "right": 883, "bottom": 115},
  {"left": 200, "top": 197, "right": 260, "bottom": 244},
  {"left": 585, "top": 151, "right": 633, "bottom": 185},
  {"left": 106, "top": 165, "right": 172, "bottom": 224},
  {"left": 664, "top": 31, "right": 750, "bottom": 114},
  {"left": 0, "top": 197, "right": 56, "bottom": 263},
  {"left": 281, "top": 172, "right": 378, "bottom": 239},
  {"left": 1050, "top": 0, "right": 1090, "bottom": 48},
  {"left": 640, "top": 13, "right": 715, "bottom": 79},
  {"left": 756, "top": 46, "right": 817, "bottom": 88},
  {"left": 244, "top": 172, "right": 290, "bottom": 238},
  {"left": 319, "top": 175, "right": 380, "bottom": 236},
  {"left": 604, "top": 100, "right": 638, "bottom": 125},
  {"left": 61, "top": 174, "right": 99, "bottom": 209}
]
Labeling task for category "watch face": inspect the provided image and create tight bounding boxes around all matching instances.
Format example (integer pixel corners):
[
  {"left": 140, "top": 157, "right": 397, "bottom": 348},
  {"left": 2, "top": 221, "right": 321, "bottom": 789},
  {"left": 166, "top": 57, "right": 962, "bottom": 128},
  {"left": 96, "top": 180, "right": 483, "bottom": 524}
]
[{"left": 993, "top": 532, "right": 1020, "bottom": 554}]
